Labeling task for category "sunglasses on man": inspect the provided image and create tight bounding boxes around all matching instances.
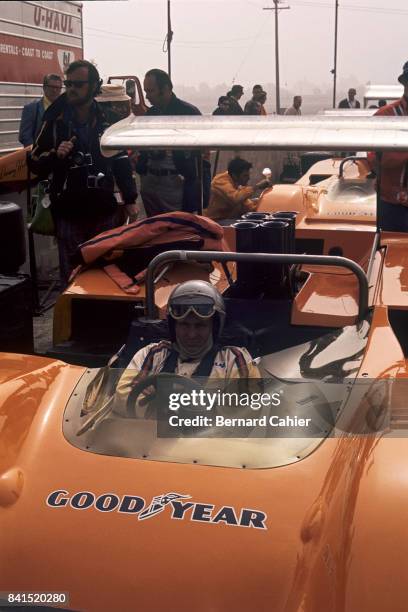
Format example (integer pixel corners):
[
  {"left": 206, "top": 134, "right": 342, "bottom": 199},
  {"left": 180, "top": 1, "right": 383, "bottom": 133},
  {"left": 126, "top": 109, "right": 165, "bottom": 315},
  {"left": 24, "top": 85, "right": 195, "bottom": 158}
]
[
  {"left": 64, "top": 80, "right": 89, "bottom": 88},
  {"left": 45, "top": 84, "right": 62, "bottom": 91}
]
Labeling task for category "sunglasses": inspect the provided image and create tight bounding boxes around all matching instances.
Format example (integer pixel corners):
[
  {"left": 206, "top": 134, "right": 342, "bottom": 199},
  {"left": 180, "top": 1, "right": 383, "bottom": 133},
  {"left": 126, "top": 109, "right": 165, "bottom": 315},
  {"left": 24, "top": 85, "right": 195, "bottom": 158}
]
[
  {"left": 169, "top": 301, "right": 216, "bottom": 320},
  {"left": 64, "top": 80, "right": 89, "bottom": 88}
]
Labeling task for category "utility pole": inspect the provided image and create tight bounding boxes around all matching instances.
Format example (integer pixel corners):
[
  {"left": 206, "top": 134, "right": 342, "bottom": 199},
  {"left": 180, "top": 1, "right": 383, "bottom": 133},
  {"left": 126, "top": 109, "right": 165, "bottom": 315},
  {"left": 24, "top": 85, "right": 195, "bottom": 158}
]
[
  {"left": 263, "top": 1, "right": 290, "bottom": 115},
  {"left": 166, "top": 0, "right": 173, "bottom": 79},
  {"left": 331, "top": 0, "right": 339, "bottom": 108}
]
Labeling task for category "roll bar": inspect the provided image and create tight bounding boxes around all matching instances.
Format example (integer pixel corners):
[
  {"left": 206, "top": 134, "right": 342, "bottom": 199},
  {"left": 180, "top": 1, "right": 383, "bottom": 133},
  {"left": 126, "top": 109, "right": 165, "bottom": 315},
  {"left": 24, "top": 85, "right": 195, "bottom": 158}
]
[{"left": 144, "top": 250, "right": 369, "bottom": 322}]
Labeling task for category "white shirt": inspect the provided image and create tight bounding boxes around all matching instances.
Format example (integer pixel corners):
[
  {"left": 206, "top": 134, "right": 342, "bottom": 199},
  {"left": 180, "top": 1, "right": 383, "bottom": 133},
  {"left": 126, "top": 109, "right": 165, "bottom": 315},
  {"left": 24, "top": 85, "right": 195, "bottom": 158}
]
[{"left": 284, "top": 106, "right": 301, "bottom": 116}]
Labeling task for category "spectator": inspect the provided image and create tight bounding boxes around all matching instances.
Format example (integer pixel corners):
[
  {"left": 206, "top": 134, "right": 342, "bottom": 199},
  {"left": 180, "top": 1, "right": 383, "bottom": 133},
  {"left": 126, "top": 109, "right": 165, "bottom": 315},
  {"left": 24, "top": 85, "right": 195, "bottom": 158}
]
[
  {"left": 226, "top": 85, "right": 244, "bottom": 115},
  {"left": 244, "top": 90, "right": 266, "bottom": 115},
  {"left": 19, "top": 73, "right": 62, "bottom": 146},
  {"left": 136, "top": 68, "right": 206, "bottom": 216},
  {"left": 338, "top": 88, "right": 361, "bottom": 109},
  {"left": 284, "top": 95, "right": 302, "bottom": 116},
  {"left": 367, "top": 61, "right": 408, "bottom": 231},
  {"left": 95, "top": 84, "right": 131, "bottom": 125},
  {"left": 212, "top": 96, "right": 233, "bottom": 115},
  {"left": 257, "top": 90, "right": 267, "bottom": 115},
  {"left": 204, "top": 157, "right": 271, "bottom": 224},
  {"left": 252, "top": 84, "right": 263, "bottom": 96},
  {"left": 378, "top": 99, "right": 387, "bottom": 108},
  {"left": 251, "top": 85, "right": 267, "bottom": 115},
  {"left": 244, "top": 97, "right": 261, "bottom": 115},
  {"left": 28, "top": 60, "right": 137, "bottom": 288}
]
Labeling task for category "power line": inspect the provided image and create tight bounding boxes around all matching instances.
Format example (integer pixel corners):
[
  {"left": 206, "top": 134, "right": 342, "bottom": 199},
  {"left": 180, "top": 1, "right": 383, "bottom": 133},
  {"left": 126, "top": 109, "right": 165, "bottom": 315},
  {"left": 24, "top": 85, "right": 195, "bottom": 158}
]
[
  {"left": 85, "top": 26, "right": 269, "bottom": 45},
  {"left": 231, "top": 19, "right": 269, "bottom": 83},
  {"left": 86, "top": 29, "right": 271, "bottom": 50},
  {"left": 255, "top": 0, "right": 408, "bottom": 13},
  {"left": 290, "top": 0, "right": 408, "bottom": 14}
]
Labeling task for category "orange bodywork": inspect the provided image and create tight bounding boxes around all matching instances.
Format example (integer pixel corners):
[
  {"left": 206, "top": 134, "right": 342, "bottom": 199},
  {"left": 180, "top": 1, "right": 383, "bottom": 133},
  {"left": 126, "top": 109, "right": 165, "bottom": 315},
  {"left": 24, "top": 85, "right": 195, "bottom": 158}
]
[
  {"left": 2, "top": 272, "right": 408, "bottom": 611},
  {"left": 0, "top": 146, "right": 33, "bottom": 194},
  {"left": 259, "top": 157, "right": 375, "bottom": 227},
  {"left": 4, "top": 152, "right": 408, "bottom": 610}
]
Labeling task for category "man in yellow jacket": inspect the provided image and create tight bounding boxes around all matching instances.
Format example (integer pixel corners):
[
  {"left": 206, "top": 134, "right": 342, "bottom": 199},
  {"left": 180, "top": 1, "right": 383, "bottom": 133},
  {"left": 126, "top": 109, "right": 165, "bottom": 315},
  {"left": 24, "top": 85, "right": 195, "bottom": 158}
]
[{"left": 205, "top": 158, "right": 271, "bottom": 224}]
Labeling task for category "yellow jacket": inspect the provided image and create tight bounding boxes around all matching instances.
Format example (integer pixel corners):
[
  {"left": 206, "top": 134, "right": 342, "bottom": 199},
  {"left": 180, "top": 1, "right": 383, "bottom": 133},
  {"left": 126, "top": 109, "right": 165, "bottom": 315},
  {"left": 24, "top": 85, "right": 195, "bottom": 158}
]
[{"left": 205, "top": 171, "right": 258, "bottom": 221}]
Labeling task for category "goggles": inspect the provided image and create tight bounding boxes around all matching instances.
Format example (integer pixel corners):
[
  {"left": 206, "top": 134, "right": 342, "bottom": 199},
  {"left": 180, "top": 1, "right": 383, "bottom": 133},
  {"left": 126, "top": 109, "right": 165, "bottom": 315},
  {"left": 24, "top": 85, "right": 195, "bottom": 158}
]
[{"left": 168, "top": 299, "right": 216, "bottom": 320}]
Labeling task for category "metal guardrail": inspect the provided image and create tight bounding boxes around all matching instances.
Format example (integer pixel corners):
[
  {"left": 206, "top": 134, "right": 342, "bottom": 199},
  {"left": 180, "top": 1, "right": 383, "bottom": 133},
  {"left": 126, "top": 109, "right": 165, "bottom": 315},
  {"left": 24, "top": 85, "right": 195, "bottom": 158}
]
[{"left": 144, "top": 250, "right": 369, "bottom": 322}]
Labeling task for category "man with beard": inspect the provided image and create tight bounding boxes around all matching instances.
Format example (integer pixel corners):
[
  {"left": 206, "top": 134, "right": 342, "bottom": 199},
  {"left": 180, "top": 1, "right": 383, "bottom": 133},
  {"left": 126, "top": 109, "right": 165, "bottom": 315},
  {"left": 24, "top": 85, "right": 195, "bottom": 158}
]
[{"left": 29, "top": 60, "right": 137, "bottom": 287}]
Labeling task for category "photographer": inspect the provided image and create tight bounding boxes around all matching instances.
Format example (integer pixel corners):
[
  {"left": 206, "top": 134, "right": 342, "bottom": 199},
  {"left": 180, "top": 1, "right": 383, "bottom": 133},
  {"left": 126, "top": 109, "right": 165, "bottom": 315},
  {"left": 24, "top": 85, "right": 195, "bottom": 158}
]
[{"left": 29, "top": 60, "right": 138, "bottom": 288}]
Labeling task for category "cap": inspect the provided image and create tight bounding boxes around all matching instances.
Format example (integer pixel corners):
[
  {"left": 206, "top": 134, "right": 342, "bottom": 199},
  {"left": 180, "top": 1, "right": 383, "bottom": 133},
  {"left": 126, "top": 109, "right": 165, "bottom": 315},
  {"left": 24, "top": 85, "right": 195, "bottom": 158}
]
[{"left": 96, "top": 84, "right": 130, "bottom": 103}]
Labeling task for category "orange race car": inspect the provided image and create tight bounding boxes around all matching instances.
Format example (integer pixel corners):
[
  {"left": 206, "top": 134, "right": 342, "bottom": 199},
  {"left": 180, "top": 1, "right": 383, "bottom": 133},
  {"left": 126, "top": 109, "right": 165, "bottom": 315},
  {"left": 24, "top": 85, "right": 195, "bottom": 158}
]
[{"left": 2, "top": 116, "right": 408, "bottom": 612}]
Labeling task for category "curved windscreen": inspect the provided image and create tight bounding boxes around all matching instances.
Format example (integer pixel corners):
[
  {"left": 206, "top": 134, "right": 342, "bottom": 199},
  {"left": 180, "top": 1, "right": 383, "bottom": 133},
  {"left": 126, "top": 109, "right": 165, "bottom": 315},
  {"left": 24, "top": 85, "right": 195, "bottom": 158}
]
[{"left": 63, "top": 366, "right": 357, "bottom": 469}]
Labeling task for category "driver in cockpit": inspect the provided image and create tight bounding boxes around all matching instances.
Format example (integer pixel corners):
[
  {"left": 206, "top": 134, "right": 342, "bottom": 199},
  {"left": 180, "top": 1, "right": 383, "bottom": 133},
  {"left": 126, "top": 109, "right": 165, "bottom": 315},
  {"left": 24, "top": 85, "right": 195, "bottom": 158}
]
[{"left": 116, "top": 280, "right": 260, "bottom": 410}]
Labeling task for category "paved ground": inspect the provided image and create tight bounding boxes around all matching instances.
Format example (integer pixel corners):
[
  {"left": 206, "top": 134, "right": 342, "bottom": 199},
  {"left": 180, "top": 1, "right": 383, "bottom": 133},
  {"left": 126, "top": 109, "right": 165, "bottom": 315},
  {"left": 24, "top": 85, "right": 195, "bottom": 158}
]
[{"left": 32, "top": 285, "right": 58, "bottom": 355}]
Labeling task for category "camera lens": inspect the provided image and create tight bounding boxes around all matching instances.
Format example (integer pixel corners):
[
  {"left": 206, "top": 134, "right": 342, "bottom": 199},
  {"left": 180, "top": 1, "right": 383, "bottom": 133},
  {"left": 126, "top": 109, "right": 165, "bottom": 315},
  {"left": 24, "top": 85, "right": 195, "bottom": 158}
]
[{"left": 72, "top": 151, "right": 85, "bottom": 166}]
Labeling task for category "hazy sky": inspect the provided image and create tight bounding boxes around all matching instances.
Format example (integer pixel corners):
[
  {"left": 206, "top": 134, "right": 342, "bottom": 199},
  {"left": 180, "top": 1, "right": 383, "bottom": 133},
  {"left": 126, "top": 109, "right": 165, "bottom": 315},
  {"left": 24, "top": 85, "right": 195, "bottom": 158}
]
[{"left": 83, "top": 0, "right": 408, "bottom": 91}]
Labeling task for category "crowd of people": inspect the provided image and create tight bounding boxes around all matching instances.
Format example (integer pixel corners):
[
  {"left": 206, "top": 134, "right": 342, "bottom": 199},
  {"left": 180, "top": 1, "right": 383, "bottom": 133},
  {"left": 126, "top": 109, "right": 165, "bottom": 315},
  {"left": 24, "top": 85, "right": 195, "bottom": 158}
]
[
  {"left": 20, "top": 58, "right": 408, "bottom": 289},
  {"left": 212, "top": 84, "right": 269, "bottom": 115}
]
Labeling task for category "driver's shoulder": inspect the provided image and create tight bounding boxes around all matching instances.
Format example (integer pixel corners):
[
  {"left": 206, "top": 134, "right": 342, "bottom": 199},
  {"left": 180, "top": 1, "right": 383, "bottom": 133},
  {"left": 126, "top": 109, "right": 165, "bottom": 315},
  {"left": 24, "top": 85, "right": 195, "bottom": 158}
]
[
  {"left": 220, "top": 345, "right": 254, "bottom": 362},
  {"left": 131, "top": 340, "right": 172, "bottom": 367}
]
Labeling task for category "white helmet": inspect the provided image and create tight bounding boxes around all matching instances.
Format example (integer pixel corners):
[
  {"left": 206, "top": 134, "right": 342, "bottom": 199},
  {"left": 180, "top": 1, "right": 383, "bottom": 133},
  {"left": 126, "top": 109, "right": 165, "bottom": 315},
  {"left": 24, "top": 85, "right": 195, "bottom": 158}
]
[{"left": 167, "top": 280, "right": 226, "bottom": 341}]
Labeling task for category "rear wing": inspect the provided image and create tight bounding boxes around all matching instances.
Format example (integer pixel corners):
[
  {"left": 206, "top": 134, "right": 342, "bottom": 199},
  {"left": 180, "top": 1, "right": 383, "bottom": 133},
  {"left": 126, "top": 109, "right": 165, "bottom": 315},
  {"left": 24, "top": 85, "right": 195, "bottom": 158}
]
[
  {"left": 101, "top": 115, "right": 408, "bottom": 156},
  {"left": 319, "top": 109, "right": 376, "bottom": 118}
]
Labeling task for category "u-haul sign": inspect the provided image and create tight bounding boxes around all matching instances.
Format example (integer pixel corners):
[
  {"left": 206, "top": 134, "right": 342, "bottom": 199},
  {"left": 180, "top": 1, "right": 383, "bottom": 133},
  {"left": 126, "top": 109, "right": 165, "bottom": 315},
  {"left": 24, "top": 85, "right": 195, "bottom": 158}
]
[{"left": 0, "top": 1, "right": 83, "bottom": 83}]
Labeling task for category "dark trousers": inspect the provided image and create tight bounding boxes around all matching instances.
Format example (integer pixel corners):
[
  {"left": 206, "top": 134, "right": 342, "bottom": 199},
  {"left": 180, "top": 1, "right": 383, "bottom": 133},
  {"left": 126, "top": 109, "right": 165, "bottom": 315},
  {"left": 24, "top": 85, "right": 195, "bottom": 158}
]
[
  {"left": 378, "top": 200, "right": 408, "bottom": 232},
  {"left": 55, "top": 208, "right": 125, "bottom": 288}
]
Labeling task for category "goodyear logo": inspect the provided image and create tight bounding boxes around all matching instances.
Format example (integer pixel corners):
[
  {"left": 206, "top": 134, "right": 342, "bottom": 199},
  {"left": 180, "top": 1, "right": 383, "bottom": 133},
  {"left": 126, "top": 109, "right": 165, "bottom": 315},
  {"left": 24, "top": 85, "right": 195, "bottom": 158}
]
[{"left": 46, "top": 490, "right": 267, "bottom": 530}]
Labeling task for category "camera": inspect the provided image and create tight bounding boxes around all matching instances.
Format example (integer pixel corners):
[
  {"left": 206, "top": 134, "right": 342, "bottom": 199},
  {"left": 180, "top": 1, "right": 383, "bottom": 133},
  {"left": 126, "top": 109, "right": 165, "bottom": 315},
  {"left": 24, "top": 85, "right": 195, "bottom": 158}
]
[
  {"left": 39, "top": 179, "right": 51, "bottom": 194},
  {"left": 87, "top": 172, "right": 107, "bottom": 189},
  {"left": 70, "top": 151, "right": 93, "bottom": 168}
]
